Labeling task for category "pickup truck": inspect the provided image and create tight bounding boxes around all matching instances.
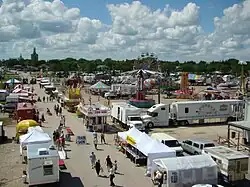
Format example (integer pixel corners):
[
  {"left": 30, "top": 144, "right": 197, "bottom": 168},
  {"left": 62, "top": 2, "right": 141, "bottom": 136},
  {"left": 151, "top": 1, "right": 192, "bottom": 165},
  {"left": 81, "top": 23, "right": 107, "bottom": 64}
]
[{"left": 181, "top": 138, "right": 215, "bottom": 155}]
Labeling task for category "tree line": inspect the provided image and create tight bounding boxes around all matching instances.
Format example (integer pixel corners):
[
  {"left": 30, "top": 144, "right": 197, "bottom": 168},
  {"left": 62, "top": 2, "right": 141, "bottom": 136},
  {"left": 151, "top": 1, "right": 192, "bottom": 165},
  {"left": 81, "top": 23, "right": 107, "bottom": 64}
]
[{"left": 1, "top": 58, "right": 249, "bottom": 75}]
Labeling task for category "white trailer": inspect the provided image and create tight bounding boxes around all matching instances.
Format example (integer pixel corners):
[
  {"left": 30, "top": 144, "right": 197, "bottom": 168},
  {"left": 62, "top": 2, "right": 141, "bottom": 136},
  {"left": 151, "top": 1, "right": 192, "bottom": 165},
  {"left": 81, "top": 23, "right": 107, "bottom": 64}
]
[
  {"left": 27, "top": 143, "right": 59, "bottom": 186},
  {"left": 111, "top": 102, "right": 143, "bottom": 129},
  {"left": 203, "top": 146, "right": 249, "bottom": 186},
  {"left": 170, "top": 99, "right": 244, "bottom": 125},
  {"left": 141, "top": 100, "right": 244, "bottom": 128}
]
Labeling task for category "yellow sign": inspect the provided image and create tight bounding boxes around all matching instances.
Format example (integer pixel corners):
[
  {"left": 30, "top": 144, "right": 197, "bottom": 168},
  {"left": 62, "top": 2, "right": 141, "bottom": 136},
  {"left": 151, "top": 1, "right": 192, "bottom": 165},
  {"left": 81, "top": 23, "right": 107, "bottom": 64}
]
[{"left": 126, "top": 136, "right": 136, "bottom": 145}]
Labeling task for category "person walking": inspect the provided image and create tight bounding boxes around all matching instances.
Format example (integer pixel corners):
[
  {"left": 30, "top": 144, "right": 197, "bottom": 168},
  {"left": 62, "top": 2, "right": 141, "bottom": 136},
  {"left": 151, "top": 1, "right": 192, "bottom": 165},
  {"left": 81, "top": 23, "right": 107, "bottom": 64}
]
[
  {"left": 63, "top": 115, "right": 66, "bottom": 127},
  {"left": 95, "top": 160, "right": 101, "bottom": 176},
  {"left": 109, "top": 167, "right": 115, "bottom": 186},
  {"left": 93, "top": 137, "right": 98, "bottom": 150},
  {"left": 105, "top": 155, "right": 112, "bottom": 171},
  {"left": 101, "top": 132, "right": 106, "bottom": 144},
  {"left": 90, "top": 152, "right": 96, "bottom": 169},
  {"left": 113, "top": 160, "right": 118, "bottom": 173},
  {"left": 59, "top": 107, "right": 62, "bottom": 116}
]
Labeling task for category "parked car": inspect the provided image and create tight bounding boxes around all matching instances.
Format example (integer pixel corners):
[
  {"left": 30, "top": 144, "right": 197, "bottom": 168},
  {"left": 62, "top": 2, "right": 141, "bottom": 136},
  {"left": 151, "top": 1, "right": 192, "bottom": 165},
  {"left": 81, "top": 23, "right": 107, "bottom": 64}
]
[
  {"left": 181, "top": 138, "right": 215, "bottom": 155},
  {"left": 3, "top": 103, "right": 17, "bottom": 113}
]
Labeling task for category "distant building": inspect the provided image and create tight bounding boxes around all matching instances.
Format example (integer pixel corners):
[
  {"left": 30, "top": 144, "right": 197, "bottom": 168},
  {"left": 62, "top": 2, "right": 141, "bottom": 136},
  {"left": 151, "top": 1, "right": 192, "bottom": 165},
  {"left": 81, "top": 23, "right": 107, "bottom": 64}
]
[
  {"left": 31, "top": 47, "right": 38, "bottom": 63},
  {"left": 19, "top": 53, "right": 24, "bottom": 61}
]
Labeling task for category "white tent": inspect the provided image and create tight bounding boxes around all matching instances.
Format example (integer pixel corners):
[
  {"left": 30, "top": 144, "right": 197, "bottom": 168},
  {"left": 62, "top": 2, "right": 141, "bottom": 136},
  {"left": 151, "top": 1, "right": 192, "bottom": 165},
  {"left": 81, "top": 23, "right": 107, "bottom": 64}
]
[
  {"left": 152, "top": 155, "right": 218, "bottom": 186},
  {"left": 5, "top": 79, "right": 21, "bottom": 84},
  {"left": 136, "top": 132, "right": 152, "bottom": 148},
  {"left": 139, "top": 139, "right": 176, "bottom": 173},
  {"left": 20, "top": 130, "right": 51, "bottom": 145},
  {"left": 117, "top": 127, "right": 142, "bottom": 142},
  {"left": 27, "top": 126, "right": 44, "bottom": 133}
]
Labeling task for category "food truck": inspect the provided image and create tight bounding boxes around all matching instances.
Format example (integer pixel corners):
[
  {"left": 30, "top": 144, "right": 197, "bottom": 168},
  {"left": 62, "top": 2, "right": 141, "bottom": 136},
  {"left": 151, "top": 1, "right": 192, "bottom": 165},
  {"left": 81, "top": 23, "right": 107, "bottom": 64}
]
[
  {"left": 16, "top": 103, "right": 37, "bottom": 121},
  {"left": 78, "top": 102, "right": 110, "bottom": 132}
]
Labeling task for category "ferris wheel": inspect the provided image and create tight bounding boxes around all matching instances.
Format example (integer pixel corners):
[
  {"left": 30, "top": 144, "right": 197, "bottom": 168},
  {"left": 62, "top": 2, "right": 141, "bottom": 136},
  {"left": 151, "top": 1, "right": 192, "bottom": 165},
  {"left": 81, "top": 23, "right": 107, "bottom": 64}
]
[{"left": 133, "top": 52, "right": 160, "bottom": 72}]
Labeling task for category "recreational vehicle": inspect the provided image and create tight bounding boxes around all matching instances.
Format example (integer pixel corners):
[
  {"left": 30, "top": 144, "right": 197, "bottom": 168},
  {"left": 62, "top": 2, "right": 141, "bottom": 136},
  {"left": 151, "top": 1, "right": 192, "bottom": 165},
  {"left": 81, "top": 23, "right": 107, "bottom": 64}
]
[{"left": 204, "top": 146, "right": 249, "bottom": 186}]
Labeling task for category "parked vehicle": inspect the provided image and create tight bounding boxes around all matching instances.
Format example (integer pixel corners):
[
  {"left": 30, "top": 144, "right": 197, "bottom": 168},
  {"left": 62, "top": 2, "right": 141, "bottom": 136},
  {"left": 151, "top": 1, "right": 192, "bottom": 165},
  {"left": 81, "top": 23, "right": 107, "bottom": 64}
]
[
  {"left": 151, "top": 133, "right": 183, "bottom": 156},
  {"left": 203, "top": 146, "right": 249, "bottom": 186},
  {"left": 3, "top": 102, "right": 17, "bottom": 113},
  {"left": 141, "top": 100, "right": 243, "bottom": 128},
  {"left": 127, "top": 116, "right": 145, "bottom": 131},
  {"left": 111, "top": 102, "right": 144, "bottom": 129},
  {"left": 181, "top": 138, "right": 215, "bottom": 155}
]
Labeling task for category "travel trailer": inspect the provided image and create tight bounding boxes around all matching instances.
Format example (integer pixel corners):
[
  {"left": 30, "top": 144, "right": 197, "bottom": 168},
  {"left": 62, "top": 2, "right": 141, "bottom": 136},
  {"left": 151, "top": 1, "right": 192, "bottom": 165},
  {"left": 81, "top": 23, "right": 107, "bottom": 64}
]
[{"left": 203, "top": 146, "right": 249, "bottom": 186}]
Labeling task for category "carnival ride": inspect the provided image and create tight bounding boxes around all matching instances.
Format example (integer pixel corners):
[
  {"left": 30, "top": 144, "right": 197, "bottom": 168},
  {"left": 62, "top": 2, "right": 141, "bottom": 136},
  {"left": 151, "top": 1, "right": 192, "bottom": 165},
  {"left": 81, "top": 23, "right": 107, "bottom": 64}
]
[
  {"left": 127, "top": 53, "right": 162, "bottom": 108},
  {"left": 173, "top": 72, "right": 193, "bottom": 99},
  {"left": 63, "top": 75, "right": 82, "bottom": 112}
]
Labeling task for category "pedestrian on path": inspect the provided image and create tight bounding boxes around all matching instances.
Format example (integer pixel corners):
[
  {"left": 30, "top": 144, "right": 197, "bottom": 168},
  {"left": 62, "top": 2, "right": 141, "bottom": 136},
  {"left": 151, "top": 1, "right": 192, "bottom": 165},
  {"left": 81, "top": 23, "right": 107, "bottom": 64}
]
[
  {"left": 113, "top": 160, "right": 118, "bottom": 173},
  {"left": 95, "top": 160, "right": 101, "bottom": 176},
  {"left": 93, "top": 137, "right": 98, "bottom": 150},
  {"left": 63, "top": 115, "right": 66, "bottom": 127},
  {"left": 105, "top": 155, "right": 112, "bottom": 171},
  {"left": 109, "top": 167, "right": 115, "bottom": 186},
  {"left": 90, "top": 152, "right": 96, "bottom": 169},
  {"left": 101, "top": 132, "right": 106, "bottom": 144},
  {"left": 59, "top": 107, "right": 62, "bottom": 115}
]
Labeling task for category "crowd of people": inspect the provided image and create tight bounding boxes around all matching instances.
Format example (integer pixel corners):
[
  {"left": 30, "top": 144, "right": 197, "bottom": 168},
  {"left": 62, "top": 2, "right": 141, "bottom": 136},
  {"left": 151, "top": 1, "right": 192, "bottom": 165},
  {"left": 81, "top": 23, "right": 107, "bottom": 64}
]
[{"left": 90, "top": 152, "right": 118, "bottom": 186}]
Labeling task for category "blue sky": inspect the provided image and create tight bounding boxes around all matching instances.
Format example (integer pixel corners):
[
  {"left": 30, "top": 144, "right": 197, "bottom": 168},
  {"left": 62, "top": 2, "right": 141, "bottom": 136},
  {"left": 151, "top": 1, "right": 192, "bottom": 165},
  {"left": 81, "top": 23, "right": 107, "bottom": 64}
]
[
  {"left": 62, "top": 0, "right": 242, "bottom": 33},
  {"left": 1, "top": 0, "right": 249, "bottom": 61}
]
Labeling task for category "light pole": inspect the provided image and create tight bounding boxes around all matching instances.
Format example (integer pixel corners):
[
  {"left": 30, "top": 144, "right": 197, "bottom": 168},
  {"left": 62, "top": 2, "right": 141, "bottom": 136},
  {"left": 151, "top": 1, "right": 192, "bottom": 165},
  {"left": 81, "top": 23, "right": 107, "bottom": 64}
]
[{"left": 238, "top": 61, "right": 247, "bottom": 95}]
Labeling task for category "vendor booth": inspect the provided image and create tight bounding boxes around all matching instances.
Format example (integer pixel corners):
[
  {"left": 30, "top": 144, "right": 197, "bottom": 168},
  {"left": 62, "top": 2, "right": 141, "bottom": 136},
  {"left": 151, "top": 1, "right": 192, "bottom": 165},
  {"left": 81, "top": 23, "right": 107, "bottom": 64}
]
[
  {"left": 78, "top": 102, "right": 110, "bottom": 132},
  {"left": 151, "top": 155, "right": 218, "bottom": 187},
  {"left": 117, "top": 127, "right": 176, "bottom": 168}
]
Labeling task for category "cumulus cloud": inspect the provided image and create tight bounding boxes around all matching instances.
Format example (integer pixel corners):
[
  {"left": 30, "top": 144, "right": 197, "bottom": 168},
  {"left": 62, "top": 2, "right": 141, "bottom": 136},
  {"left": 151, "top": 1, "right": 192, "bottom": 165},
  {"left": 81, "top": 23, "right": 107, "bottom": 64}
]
[{"left": 0, "top": 0, "right": 250, "bottom": 61}]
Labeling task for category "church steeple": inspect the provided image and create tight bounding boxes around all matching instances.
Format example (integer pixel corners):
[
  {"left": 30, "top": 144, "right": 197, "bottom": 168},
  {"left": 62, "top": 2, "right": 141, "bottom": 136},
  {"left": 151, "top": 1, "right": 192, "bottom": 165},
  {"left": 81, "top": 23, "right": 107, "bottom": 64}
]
[{"left": 31, "top": 47, "right": 39, "bottom": 63}]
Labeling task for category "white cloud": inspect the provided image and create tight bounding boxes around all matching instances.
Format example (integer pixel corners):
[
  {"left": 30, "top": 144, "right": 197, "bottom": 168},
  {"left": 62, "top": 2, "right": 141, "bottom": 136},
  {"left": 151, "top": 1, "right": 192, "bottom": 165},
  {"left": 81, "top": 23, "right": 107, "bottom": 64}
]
[{"left": 0, "top": 0, "right": 250, "bottom": 61}]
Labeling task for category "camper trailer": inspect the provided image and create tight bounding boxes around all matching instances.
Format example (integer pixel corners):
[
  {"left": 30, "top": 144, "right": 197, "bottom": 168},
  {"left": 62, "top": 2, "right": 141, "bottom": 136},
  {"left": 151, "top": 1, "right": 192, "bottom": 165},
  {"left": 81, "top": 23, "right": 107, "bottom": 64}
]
[
  {"left": 26, "top": 143, "right": 59, "bottom": 186},
  {"left": 203, "top": 146, "right": 249, "bottom": 186}
]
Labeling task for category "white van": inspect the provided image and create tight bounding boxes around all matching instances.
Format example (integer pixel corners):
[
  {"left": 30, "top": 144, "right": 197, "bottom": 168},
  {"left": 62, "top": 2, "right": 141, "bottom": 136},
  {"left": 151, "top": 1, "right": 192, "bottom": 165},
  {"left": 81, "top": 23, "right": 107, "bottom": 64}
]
[{"left": 151, "top": 133, "right": 183, "bottom": 156}]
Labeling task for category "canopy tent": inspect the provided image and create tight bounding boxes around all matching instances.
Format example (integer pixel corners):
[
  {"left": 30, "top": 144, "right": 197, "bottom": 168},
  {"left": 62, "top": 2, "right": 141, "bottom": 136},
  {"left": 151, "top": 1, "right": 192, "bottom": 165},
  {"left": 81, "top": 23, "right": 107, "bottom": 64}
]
[
  {"left": 152, "top": 155, "right": 217, "bottom": 186},
  {"left": 19, "top": 130, "right": 51, "bottom": 145},
  {"left": 89, "top": 81, "right": 110, "bottom": 91},
  {"left": 118, "top": 128, "right": 175, "bottom": 172},
  {"left": 118, "top": 127, "right": 142, "bottom": 143},
  {"left": 136, "top": 132, "right": 152, "bottom": 148},
  {"left": 5, "top": 79, "right": 21, "bottom": 84},
  {"left": 139, "top": 139, "right": 176, "bottom": 173},
  {"left": 27, "top": 126, "right": 44, "bottom": 133}
]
